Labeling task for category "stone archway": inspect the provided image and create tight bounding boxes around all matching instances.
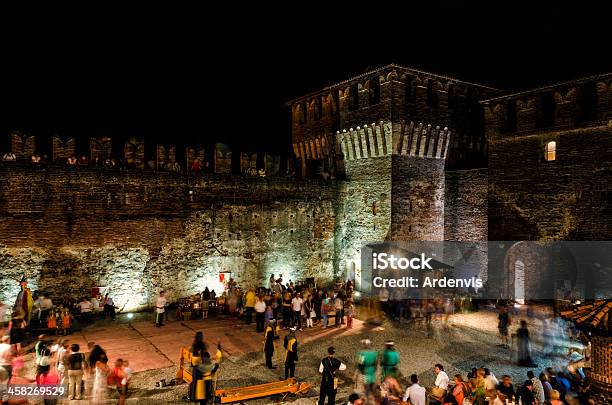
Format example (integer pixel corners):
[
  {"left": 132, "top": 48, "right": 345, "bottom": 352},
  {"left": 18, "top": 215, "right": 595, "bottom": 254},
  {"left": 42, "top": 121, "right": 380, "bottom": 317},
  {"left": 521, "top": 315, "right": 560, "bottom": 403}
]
[{"left": 503, "top": 241, "right": 578, "bottom": 301}]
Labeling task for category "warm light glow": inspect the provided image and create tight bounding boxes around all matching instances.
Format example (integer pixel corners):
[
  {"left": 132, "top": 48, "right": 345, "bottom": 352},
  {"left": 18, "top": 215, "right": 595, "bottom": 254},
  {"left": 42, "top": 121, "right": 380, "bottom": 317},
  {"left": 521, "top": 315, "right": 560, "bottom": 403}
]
[{"left": 545, "top": 141, "right": 556, "bottom": 161}]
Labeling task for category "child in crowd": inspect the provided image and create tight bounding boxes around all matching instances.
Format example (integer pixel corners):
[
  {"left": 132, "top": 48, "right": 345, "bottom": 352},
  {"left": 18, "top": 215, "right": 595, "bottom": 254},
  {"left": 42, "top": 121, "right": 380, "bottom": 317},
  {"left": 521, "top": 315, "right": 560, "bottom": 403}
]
[
  {"left": 202, "top": 298, "right": 210, "bottom": 319},
  {"left": 122, "top": 359, "right": 132, "bottom": 396},
  {"left": 60, "top": 309, "right": 72, "bottom": 336},
  {"left": 346, "top": 300, "right": 354, "bottom": 328},
  {"left": 47, "top": 311, "right": 58, "bottom": 333},
  {"left": 111, "top": 358, "right": 127, "bottom": 405}
]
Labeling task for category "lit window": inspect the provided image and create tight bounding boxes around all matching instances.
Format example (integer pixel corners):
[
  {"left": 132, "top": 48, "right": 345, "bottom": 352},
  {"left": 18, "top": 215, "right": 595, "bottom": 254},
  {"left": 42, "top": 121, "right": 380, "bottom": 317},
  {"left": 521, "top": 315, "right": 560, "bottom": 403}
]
[{"left": 545, "top": 141, "right": 556, "bottom": 161}]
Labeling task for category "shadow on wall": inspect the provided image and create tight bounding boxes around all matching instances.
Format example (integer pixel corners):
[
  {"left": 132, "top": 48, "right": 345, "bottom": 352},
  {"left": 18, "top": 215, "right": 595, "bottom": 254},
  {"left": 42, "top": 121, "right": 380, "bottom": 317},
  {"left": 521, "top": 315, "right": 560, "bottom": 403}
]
[{"left": 0, "top": 246, "right": 151, "bottom": 312}]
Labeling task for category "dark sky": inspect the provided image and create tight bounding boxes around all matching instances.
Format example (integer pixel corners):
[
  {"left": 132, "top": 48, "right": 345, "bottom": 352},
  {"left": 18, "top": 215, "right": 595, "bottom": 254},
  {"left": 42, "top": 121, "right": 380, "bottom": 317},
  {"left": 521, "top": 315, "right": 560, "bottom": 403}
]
[{"left": 1, "top": 3, "right": 609, "bottom": 155}]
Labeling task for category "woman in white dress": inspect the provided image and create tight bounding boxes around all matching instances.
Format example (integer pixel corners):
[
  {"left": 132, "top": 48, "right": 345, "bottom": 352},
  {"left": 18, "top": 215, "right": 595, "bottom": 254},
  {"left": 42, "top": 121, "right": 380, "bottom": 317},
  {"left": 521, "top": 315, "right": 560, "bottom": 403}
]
[{"left": 92, "top": 358, "right": 110, "bottom": 404}]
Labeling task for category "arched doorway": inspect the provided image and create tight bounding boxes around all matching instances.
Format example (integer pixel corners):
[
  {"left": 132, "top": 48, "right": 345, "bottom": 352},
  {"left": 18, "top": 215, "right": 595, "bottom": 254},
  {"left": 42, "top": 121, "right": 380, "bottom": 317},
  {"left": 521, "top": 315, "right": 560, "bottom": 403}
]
[{"left": 514, "top": 260, "right": 525, "bottom": 304}]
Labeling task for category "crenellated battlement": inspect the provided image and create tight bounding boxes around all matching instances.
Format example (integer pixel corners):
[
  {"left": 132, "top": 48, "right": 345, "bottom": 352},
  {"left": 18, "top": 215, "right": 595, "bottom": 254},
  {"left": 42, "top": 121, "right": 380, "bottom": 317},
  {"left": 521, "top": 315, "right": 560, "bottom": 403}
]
[
  {"left": 334, "top": 120, "right": 451, "bottom": 161},
  {"left": 337, "top": 121, "right": 393, "bottom": 160},
  {"left": 483, "top": 73, "right": 612, "bottom": 138},
  {"left": 288, "top": 64, "right": 498, "bottom": 176},
  {"left": 1, "top": 133, "right": 286, "bottom": 176},
  {"left": 394, "top": 121, "right": 451, "bottom": 159}
]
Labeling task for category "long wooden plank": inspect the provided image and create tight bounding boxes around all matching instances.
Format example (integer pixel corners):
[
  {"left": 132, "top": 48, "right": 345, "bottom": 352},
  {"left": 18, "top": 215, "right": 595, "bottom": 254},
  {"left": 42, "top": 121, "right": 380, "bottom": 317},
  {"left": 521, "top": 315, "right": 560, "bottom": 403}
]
[
  {"left": 216, "top": 379, "right": 297, "bottom": 395},
  {"left": 216, "top": 379, "right": 300, "bottom": 403}
]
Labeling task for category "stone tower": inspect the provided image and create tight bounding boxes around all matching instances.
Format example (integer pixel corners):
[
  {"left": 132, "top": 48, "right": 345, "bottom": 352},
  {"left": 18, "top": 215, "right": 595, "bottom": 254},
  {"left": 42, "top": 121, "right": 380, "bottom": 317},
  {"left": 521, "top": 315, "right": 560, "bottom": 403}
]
[{"left": 288, "top": 64, "right": 498, "bottom": 279}]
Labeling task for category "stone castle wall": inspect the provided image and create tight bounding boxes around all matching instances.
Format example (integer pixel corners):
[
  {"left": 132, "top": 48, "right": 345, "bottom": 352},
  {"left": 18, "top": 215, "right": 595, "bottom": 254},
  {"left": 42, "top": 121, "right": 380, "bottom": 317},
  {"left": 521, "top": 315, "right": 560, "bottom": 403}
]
[
  {"left": 484, "top": 74, "right": 612, "bottom": 240},
  {"left": 0, "top": 165, "right": 338, "bottom": 311}
]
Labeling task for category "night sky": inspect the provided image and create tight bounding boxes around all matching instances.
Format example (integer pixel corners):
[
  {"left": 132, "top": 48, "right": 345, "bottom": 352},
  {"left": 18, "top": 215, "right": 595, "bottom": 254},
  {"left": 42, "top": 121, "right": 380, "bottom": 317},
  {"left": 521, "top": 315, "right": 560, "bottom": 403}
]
[{"left": 1, "top": 3, "right": 609, "bottom": 156}]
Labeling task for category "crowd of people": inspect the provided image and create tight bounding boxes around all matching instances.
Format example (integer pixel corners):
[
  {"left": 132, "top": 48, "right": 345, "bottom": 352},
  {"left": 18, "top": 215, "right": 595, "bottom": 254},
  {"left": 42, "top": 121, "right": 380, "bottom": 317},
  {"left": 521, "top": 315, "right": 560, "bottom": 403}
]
[
  {"left": 0, "top": 273, "right": 601, "bottom": 404},
  {"left": 320, "top": 342, "right": 592, "bottom": 405},
  {"left": 170, "top": 276, "right": 356, "bottom": 333},
  {"left": 0, "top": 151, "right": 297, "bottom": 178},
  {"left": 0, "top": 333, "right": 132, "bottom": 404}
]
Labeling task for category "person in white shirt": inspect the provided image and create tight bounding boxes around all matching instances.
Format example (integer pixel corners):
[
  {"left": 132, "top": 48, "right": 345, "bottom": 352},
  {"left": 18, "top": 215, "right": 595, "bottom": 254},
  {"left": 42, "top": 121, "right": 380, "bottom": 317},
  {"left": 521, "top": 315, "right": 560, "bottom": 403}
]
[
  {"left": 40, "top": 294, "right": 53, "bottom": 311},
  {"left": 91, "top": 295, "right": 101, "bottom": 314},
  {"left": 434, "top": 363, "right": 450, "bottom": 390},
  {"left": 291, "top": 294, "right": 303, "bottom": 330},
  {"left": 484, "top": 367, "right": 499, "bottom": 391},
  {"left": 79, "top": 298, "right": 93, "bottom": 323},
  {"left": 38, "top": 293, "right": 53, "bottom": 323},
  {"left": 403, "top": 374, "right": 426, "bottom": 405},
  {"left": 155, "top": 291, "right": 167, "bottom": 327},
  {"left": 254, "top": 296, "right": 267, "bottom": 333},
  {"left": 0, "top": 336, "right": 14, "bottom": 383}
]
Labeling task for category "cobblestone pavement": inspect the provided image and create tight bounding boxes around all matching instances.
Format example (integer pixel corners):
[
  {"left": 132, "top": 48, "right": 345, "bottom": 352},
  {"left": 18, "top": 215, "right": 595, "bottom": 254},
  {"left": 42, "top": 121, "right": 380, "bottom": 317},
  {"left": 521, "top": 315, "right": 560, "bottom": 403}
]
[{"left": 19, "top": 306, "right": 581, "bottom": 404}]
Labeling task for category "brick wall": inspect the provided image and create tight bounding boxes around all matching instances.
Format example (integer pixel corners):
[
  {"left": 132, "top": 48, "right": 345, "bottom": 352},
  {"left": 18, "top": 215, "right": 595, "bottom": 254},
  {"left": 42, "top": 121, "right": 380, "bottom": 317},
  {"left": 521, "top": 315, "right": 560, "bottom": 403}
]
[
  {"left": 485, "top": 74, "right": 612, "bottom": 241},
  {"left": 391, "top": 156, "right": 445, "bottom": 241},
  {"left": 444, "top": 168, "right": 488, "bottom": 241},
  {"left": 488, "top": 124, "right": 612, "bottom": 240}
]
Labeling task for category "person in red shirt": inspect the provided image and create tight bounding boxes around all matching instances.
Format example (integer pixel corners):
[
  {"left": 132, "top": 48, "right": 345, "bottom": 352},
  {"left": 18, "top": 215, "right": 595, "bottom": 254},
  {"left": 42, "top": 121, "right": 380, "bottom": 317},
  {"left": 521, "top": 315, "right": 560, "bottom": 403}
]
[
  {"left": 109, "top": 358, "right": 127, "bottom": 405},
  {"left": 37, "top": 366, "right": 60, "bottom": 405}
]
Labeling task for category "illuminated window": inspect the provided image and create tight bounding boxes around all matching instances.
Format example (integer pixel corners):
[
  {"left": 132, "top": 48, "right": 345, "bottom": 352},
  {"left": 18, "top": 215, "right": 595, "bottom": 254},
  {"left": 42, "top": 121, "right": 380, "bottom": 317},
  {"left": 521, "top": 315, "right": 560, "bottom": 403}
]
[{"left": 545, "top": 141, "right": 556, "bottom": 161}]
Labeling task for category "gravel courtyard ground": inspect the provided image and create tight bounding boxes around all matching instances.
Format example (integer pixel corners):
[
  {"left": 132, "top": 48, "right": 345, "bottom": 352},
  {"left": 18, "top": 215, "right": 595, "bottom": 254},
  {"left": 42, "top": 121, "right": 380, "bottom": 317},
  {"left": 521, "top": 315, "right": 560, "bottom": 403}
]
[{"left": 15, "top": 305, "right": 581, "bottom": 404}]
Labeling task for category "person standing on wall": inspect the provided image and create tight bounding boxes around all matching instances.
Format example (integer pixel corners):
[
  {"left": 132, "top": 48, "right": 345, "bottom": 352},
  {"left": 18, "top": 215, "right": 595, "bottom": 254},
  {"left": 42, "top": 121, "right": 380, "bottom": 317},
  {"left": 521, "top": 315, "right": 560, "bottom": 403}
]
[
  {"left": 155, "top": 291, "right": 167, "bottom": 327},
  {"left": 318, "top": 346, "right": 347, "bottom": 405},
  {"left": 283, "top": 327, "right": 298, "bottom": 379}
]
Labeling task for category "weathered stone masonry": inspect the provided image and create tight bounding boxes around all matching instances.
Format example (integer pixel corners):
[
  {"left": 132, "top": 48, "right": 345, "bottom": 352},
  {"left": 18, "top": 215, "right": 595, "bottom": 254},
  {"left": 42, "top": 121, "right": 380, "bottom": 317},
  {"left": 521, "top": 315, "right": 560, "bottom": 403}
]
[
  {"left": 0, "top": 166, "right": 338, "bottom": 310},
  {"left": 2, "top": 66, "right": 609, "bottom": 311},
  {"left": 484, "top": 73, "right": 612, "bottom": 240}
]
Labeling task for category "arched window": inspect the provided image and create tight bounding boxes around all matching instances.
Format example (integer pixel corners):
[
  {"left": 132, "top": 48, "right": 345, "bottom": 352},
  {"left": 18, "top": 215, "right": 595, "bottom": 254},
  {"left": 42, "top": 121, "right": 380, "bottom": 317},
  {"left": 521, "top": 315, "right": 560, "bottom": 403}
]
[
  {"left": 369, "top": 78, "right": 380, "bottom": 105},
  {"left": 426, "top": 80, "right": 439, "bottom": 108},
  {"left": 349, "top": 84, "right": 359, "bottom": 111},
  {"left": 315, "top": 96, "right": 323, "bottom": 120},
  {"left": 537, "top": 92, "right": 555, "bottom": 128},
  {"left": 505, "top": 100, "right": 517, "bottom": 133},
  {"left": 544, "top": 141, "right": 556, "bottom": 161},
  {"left": 405, "top": 76, "right": 415, "bottom": 103}
]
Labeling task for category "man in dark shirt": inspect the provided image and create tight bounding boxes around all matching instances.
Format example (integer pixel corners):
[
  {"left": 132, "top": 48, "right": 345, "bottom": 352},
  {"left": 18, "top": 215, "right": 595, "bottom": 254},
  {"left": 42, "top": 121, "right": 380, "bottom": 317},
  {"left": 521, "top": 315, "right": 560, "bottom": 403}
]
[
  {"left": 497, "top": 305, "right": 510, "bottom": 348},
  {"left": 497, "top": 375, "right": 515, "bottom": 400},
  {"left": 318, "top": 347, "right": 346, "bottom": 405},
  {"left": 283, "top": 327, "right": 298, "bottom": 379},
  {"left": 516, "top": 380, "right": 535, "bottom": 405}
]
